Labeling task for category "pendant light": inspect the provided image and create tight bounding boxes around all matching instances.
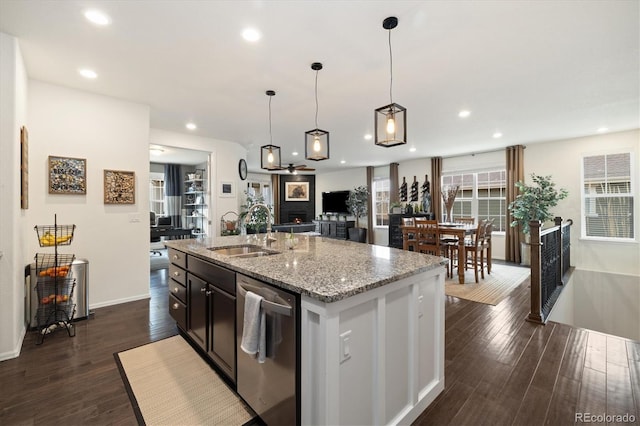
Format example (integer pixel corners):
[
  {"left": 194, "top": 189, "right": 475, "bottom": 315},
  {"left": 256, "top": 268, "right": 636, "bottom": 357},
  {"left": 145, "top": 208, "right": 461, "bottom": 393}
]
[
  {"left": 305, "top": 62, "right": 329, "bottom": 161},
  {"left": 260, "top": 90, "right": 282, "bottom": 170},
  {"left": 375, "top": 16, "right": 407, "bottom": 147}
]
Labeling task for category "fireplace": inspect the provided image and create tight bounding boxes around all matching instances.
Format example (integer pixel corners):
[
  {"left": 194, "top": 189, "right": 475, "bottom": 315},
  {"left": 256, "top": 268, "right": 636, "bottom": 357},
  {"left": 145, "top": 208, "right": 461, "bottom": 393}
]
[{"left": 287, "top": 212, "right": 307, "bottom": 224}]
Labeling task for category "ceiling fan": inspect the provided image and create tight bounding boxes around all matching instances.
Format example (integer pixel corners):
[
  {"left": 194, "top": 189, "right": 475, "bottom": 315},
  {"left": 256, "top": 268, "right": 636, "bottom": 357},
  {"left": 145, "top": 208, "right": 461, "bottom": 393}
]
[{"left": 282, "top": 163, "right": 316, "bottom": 174}]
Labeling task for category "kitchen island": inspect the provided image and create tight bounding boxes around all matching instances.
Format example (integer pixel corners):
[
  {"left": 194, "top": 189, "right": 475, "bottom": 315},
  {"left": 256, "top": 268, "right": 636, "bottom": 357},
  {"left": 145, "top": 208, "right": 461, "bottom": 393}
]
[{"left": 165, "top": 232, "right": 446, "bottom": 425}]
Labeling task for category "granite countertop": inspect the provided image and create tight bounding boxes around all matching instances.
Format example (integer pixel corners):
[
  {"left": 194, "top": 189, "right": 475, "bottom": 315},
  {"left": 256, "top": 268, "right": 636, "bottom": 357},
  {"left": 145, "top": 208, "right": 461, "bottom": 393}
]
[{"left": 165, "top": 233, "right": 447, "bottom": 303}]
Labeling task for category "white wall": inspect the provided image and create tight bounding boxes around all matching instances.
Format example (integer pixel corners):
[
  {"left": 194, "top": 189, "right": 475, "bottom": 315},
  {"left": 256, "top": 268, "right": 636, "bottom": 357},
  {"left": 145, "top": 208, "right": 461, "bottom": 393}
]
[
  {"left": 149, "top": 128, "right": 246, "bottom": 237},
  {"left": 0, "top": 33, "right": 29, "bottom": 360},
  {"left": 549, "top": 269, "right": 640, "bottom": 341},
  {"left": 26, "top": 81, "right": 151, "bottom": 310},
  {"left": 525, "top": 130, "right": 639, "bottom": 276}
]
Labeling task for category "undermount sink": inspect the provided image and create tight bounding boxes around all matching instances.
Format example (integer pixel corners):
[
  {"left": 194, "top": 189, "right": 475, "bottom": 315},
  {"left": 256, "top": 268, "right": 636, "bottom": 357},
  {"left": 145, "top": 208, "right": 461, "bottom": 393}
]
[{"left": 208, "top": 244, "right": 280, "bottom": 258}]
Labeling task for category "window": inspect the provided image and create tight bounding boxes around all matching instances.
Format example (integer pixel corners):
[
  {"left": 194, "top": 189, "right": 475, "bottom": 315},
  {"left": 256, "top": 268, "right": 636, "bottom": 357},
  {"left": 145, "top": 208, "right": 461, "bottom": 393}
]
[
  {"left": 149, "top": 173, "right": 165, "bottom": 215},
  {"left": 373, "top": 178, "right": 390, "bottom": 227},
  {"left": 441, "top": 170, "right": 507, "bottom": 231},
  {"left": 582, "top": 152, "right": 634, "bottom": 240}
]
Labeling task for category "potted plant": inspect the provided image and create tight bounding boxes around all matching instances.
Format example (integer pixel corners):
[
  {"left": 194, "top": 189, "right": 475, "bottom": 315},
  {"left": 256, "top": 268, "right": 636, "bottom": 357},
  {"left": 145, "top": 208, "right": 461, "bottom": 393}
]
[
  {"left": 239, "top": 191, "right": 272, "bottom": 234},
  {"left": 508, "top": 174, "right": 568, "bottom": 265},
  {"left": 346, "top": 185, "right": 369, "bottom": 242},
  {"left": 390, "top": 201, "right": 403, "bottom": 214}
]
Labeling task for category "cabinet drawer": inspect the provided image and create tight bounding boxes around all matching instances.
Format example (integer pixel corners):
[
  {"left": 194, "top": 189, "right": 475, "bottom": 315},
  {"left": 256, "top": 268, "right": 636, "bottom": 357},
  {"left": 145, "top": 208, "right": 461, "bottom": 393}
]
[
  {"left": 169, "top": 280, "right": 186, "bottom": 303},
  {"left": 169, "top": 294, "right": 187, "bottom": 330},
  {"left": 168, "top": 263, "right": 186, "bottom": 286},
  {"left": 189, "top": 256, "right": 236, "bottom": 295},
  {"left": 168, "top": 248, "right": 186, "bottom": 268}
]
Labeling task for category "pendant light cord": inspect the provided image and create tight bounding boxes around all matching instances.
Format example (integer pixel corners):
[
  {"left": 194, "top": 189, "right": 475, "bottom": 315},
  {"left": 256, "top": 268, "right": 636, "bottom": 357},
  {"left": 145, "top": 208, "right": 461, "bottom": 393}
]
[
  {"left": 315, "top": 70, "right": 319, "bottom": 128},
  {"left": 268, "top": 95, "right": 273, "bottom": 145},
  {"left": 388, "top": 28, "right": 394, "bottom": 105}
]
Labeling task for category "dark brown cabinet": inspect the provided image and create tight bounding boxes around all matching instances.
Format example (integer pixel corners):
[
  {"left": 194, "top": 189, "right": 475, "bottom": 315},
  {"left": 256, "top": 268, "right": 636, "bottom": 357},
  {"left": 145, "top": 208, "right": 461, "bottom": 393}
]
[
  {"left": 184, "top": 257, "right": 237, "bottom": 384},
  {"left": 168, "top": 248, "right": 187, "bottom": 330}
]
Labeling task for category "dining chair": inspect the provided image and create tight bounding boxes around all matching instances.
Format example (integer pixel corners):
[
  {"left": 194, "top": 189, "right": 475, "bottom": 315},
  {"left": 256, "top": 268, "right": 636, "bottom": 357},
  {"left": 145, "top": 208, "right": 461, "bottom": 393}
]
[
  {"left": 457, "top": 217, "right": 475, "bottom": 225},
  {"left": 460, "top": 220, "right": 487, "bottom": 283},
  {"left": 415, "top": 219, "right": 445, "bottom": 257},
  {"left": 402, "top": 225, "right": 419, "bottom": 251}
]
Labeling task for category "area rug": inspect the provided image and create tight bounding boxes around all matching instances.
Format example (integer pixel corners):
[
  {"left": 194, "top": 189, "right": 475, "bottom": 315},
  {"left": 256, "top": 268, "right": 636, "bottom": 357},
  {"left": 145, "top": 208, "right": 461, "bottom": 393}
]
[
  {"left": 445, "top": 262, "right": 530, "bottom": 306},
  {"left": 114, "top": 336, "right": 256, "bottom": 425},
  {"left": 150, "top": 248, "right": 169, "bottom": 271}
]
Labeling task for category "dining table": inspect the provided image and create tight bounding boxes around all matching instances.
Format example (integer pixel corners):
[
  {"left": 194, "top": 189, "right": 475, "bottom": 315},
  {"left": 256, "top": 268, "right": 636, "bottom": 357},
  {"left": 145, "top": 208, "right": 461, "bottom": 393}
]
[{"left": 438, "top": 223, "right": 477, "bottom": 284}]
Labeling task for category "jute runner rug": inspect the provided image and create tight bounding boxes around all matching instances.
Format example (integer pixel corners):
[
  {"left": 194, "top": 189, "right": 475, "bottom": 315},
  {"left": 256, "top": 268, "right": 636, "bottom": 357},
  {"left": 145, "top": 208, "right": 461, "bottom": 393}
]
[
  {"left": 445, "top": 262, "right": 530, "bottom": 306},
  {"left": 115, "top": 335, "right": 255, "bottom": 425}
]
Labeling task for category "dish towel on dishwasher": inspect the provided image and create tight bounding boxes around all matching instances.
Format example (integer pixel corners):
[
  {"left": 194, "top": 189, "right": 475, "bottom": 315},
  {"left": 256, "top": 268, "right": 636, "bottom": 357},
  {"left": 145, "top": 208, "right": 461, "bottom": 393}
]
[{"left": 240, "top": 290, "right": 266, "bottom": 363}]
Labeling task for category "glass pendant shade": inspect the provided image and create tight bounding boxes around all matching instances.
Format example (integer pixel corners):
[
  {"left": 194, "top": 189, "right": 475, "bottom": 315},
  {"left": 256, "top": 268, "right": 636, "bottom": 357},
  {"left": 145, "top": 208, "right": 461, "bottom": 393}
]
[
  {"left": 261, "top": 144, "right": 281, "bottom": 170},
  {"left": 375, "top": 102, "right": 407, "bottom": 147},
  {"left": 305, "top": 128, "right": 329, "bottom": 161}
]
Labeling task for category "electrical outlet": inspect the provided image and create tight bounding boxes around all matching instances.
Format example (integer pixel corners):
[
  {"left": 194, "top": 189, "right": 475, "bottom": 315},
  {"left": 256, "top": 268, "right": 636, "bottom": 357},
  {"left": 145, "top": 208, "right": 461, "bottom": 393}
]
[{"left": 339, "top": 330, "right": 352, "bottom": 363}]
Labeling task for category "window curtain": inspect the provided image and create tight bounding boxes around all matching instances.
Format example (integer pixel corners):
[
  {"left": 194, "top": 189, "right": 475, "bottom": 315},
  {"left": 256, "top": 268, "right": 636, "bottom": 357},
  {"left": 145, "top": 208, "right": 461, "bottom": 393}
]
[
  {"left": 271, "top": 173, "right": 280, "bottom": 225},
  {"left": 505, "top": 145, "right": 525, "bottom": 263},
  {"left": 367, "top": 166, "right": 374, "bottom": 244},
  {"left": 164, "top": 164, "right": 182, "bottom": 228},
  {"left": 431, "top": 157, "right": 443, "bottom": 221},
  {"left": 389, "top": 162, "right": 399, "bottom": 204}
]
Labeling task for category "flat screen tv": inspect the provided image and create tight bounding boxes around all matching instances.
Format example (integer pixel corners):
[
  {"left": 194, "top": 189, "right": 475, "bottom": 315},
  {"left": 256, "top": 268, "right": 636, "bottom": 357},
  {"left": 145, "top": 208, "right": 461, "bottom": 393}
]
[{"left": 322, "top": 190, "right": 350, "bottom": 215}]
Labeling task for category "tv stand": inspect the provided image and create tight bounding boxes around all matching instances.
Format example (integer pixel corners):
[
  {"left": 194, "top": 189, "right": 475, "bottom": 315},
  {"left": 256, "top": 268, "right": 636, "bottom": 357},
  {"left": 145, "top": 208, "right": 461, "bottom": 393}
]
[
  {"left": 313, "top": 219, "right": 355, "bottom": 240},
  {"left": 272, "top": 223, "right": 316, "bottom": 233}
]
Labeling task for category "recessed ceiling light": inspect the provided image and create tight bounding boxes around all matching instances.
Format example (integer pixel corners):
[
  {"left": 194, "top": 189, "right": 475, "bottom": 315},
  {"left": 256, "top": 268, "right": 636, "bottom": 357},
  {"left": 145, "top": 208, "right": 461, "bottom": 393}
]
[
  {"left": 340, "top": 160, "right": 346, "bottom": 164},
  {"left": 409, "top": 146, "right": 416, "bottom": 152},
  {"left": 493, "top": 132, "right": 503, "bottom": 139},
  {"left": 78, "top": 68, "right": 97, "bottom": 79},
  {"left": 185, "top": 122, "right": 197, "bottom": 130},
  {"left": 458, "top": 110, "right": 471, "bottom": 118},
  {"left": 292, "top": 151, "right": 299, "bottom": 156},
  {"left": 84, "top": 9, "right": 111, "bottom": 26},
  {"left": 364, "top": 134, "right": 372, "bottom": 140},
  {"left": 242, "top": 28, "right": 261, "bottom": 42},
  {"left": 597, "top": 127, "right": 609, "bottom": 133}
]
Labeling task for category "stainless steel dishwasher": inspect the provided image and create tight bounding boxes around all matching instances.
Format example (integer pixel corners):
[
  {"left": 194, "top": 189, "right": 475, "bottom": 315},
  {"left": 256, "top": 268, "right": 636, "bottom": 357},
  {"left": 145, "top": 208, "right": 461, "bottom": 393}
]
[{"left": 236, "top": 273, "right": 298, "bottom": 425}]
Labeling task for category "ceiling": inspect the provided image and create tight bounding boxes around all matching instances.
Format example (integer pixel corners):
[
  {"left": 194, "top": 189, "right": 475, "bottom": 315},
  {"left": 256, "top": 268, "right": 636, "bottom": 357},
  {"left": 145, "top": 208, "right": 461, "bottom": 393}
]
[{"left": 1, "top": 1, "right": 638, "bottom": 174}]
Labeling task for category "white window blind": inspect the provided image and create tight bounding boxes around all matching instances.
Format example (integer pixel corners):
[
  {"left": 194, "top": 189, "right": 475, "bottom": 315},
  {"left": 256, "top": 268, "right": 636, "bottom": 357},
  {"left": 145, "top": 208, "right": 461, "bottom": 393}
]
[{"left": 582, "top": 152, "right": 634, "bottom": 239}]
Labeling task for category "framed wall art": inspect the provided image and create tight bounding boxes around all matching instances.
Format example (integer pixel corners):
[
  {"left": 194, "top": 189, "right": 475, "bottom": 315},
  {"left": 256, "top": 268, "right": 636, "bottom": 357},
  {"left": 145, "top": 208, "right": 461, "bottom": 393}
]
[
  {"left": 48, "top": 155, "right": 87, "bottom": 194},
  {"left": 104, "top": 169, "right": 135, "bottom": 204},
  {"left": 219, "top": 181, "right": 235, "bottom": 198},
  {"left": 20, "top": 126, "right": 28, "bottom": 209},
  {"left": 285, "top": 181, "right": 309, "bottom": 201}
]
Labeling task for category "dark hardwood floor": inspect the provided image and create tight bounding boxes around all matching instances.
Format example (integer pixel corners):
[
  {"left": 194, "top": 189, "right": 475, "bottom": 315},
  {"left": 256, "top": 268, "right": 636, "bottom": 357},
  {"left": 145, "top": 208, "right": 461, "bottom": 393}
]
[
  {"left": 0, "top": 269, "right": 177, "bottom": 425},
  {"left": 1, "top": 265, "right": 638, "bottom": 425}
]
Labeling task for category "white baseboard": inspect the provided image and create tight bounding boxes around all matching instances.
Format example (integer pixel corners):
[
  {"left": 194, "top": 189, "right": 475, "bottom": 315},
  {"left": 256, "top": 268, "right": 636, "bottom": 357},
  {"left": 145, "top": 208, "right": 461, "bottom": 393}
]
[
  {"left": 89, "top": 292, "right": 150, "bottom": 310},
  {"left": 0, "top": 324, "right": 26, "bottom": 361}
]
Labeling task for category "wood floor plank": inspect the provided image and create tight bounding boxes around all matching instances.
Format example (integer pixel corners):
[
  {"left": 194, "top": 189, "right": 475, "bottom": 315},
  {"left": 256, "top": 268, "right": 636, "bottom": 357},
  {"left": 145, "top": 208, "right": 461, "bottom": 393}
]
[{"left": 2, "top": 264, "right": 638, "bottom": 426}]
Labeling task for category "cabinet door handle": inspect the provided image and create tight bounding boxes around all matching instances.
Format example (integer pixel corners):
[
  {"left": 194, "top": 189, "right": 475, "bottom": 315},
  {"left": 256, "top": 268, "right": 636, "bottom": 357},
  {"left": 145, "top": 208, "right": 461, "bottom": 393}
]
[
  {"left": 200, "top": 287, "right": 207, "bottom": 293},
  {"left": 173, "top": 271, "right": 180, "bottom": 277},
  {"left": 172, "top": 303, "right": 179, "bottom": 310},
  {"left": 205, "top": 290, "right": 212, "bottom": 296},
  {"left": 173, "top": 287, "right": 179, "bottom": 293},
  {"left": 172, "top": 254, "right": 179, "bottom": 260}
]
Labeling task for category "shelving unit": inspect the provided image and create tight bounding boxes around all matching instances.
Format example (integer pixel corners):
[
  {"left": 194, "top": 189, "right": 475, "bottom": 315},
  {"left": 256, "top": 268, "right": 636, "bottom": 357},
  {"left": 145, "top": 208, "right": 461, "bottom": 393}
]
[
  {"left": 184, "top": 168, "right": 207, "bottom": 237},
  {"left": 33, "top": 215, "right": 77, "bottom": 344}
]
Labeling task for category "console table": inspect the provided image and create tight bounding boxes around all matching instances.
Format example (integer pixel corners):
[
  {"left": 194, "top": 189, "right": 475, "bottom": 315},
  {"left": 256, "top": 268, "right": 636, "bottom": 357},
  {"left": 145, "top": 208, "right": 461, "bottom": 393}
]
[{"left": 313, "top": 219, "right": 355, "bottom": 240}]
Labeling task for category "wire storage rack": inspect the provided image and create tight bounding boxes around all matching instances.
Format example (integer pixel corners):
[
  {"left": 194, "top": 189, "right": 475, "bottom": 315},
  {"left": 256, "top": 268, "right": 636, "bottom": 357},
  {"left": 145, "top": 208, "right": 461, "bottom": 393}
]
[{"left": 32, "top": 215, "right": 77, "bottom": 344}]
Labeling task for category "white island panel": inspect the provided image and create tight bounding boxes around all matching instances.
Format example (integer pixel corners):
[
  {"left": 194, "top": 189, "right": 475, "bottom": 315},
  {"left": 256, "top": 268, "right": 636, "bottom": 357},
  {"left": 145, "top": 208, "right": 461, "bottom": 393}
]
[{"left": 301, "top": 266, "right": 445, "bottom": 425}]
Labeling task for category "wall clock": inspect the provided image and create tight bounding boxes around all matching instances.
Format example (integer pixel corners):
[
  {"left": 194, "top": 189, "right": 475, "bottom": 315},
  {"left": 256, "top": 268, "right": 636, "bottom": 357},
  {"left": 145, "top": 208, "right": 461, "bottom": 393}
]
[{"left": 238, "top": 158, "right": 248, "bottom": 180}]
